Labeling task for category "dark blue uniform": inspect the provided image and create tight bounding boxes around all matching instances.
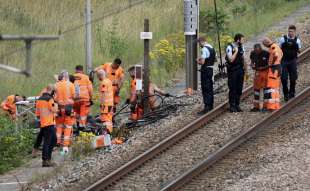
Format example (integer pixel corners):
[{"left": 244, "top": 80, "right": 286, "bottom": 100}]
[
  {"left": 226, "top": 44, "right": 245, "bottom": 112},
  {"left": 280, "top": 35, "right": 300, "bottom": 100},
  {"left": 201, "top": 45, "right": 216, "bottom": 110}
]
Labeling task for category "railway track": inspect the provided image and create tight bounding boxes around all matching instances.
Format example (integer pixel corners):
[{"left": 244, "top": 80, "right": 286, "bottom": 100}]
[
  {"left": 162, "top": 87, "right": 310, "bottom": 191},
  {"left": 176, "top": 93, "right": 310, "bottom": 191},
  {"left": 84, "top": 48, "right": 310, "bottom": 191}
]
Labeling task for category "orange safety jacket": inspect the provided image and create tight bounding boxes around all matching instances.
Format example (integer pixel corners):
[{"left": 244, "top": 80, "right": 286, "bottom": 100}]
[
  {"left": 267, "top": 43, "right": 283, "bottom": 88},
  {"left": 129, "top": 79, "right": 162, "bottom": 109},
  {"left": 1, "top": 95, "right": 16, "bottom": 115},
  {"left": 99, "top": 78, "right": 114, "bottom": 113},
  {"left": 74, "top": 72, "right": 93, "bottom": 102},
  {"left": 269, "top": 43, "right": 283, "bottom": 66},
  {"left": 55, "top": 80, "right": 75, "bottom": 106},
  {"left": 36, "top": 93, "right": 56, "bottom": 127},
  {"left": 130, "top": 78, "right": 137, "bottom": 103},
  {"left": 99, "top": 63, "right": 124, "bottom": 91}
]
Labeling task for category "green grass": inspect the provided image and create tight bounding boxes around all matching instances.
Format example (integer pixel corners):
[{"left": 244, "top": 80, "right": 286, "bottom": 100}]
[
  {"left": 0, "top": 0, "right": 309, "bottom": 100},
  {"left": 0, "top": 0, "right": 183, "bottom": 99},
  {"left": 225, "top": 0, "right": 310, "bottom": 38}
]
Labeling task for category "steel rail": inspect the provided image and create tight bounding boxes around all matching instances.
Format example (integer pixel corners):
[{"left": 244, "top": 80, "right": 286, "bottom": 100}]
[
  {"left": 161, "top": 87, "right": 310, "bottom": 191},
  {"left": 84, "top": 88, "right": 253, "bottom": 191},
  {"left": 84, "top": 48, "right": 310, "bottom": 191},
  {"left": 161, "top": 48, "right": 310, "bottom": 191}
]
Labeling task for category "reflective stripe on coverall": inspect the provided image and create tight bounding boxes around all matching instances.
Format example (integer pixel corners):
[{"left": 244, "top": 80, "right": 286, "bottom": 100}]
[{"left": 264, "top": 43, "right": 283, "bottom": 110}]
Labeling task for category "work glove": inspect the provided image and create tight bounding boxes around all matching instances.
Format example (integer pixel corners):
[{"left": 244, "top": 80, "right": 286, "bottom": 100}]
[{"left": 125, "top": 98, "right": 130, "bottom": 105}]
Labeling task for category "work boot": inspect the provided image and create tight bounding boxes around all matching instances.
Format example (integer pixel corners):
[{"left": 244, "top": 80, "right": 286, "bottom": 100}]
[
  {"left": 42, "top": 160, "right": 56, "bottom": 167},
  {"left": 197, "top": 107, "right": 213, "bottom": 115},
  {"left": 261, "top": 108, "right": 273, "bottom": 113},
  {"left": 55, "top": 143, "right": 61, "bottom": 147},
  {"left": 235, "top": 105, "right": 243, "bottom": 112},
  {"left": 48, "top": 160, "right": 57, "bottom": 167},
  {"left": 31, "top": 148, "right": 40, "bottom": 158},
  {"left": 250, "top": 108, "right": 260, "bottom": 112},
  {"left": 284, "top": 94, "right": 289, "bottom": 102},
  {"left": 229, "top": 106, "right": 237, "bottom": 113},
  {"left": 289, "top": 93, "right": 295, "bottom": 99}
]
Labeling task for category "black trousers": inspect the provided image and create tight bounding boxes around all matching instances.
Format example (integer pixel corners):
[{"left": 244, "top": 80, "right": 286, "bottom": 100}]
[
  {"left": 281, "top": 59, "right": 298, "bottom": 97},
  {"left": 201, "top": 67, "right": 214, "bottom": 109},
  {"left": 33, "top": 129, "right": 43, "bottom": 149},
  {"left": 228, "top": 68, "right": 244, "bottom": 107},
  {"left": 41, "top": 125, "right": 56, "bottom": 161}
]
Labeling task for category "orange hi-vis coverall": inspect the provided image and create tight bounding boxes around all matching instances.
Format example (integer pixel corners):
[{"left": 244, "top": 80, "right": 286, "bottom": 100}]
[
  {"left": 98, "top": 63, "right": 124, "bottom": 110},
  {"left": 250, "top": 50, "right": 269, "bottom": 110},
  {"left": 1, "top": 95, "right": 17, "bottom": 119},
  {"left": 55, "top": 80, "right": 75, "bottom": 146},
  {"left": 99, "top": 78, "right": 114, "bottom": 133},
  {"left": 36, "top": 94, "right": 57, "bottom": 127},
  {"left": 129, "top": 79, "right": 164, "bottom": 120},
  {"left": 35, "top": 93, "right": 57, "bottom": 161},
  {"left": 129, "top": 78, "right": 143, "bottom": 120},
  {"left": 73, "top": 72, "right": 93, "bottom": 128},
  {"left": 264, "top": 43, "right": 283, "bottom": 110}
]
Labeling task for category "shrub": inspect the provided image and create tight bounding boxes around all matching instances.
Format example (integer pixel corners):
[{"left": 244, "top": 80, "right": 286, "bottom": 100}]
[
  {"left": 95, "top": 18, "right": 128, "bottom": 58},
  {"left": 71, "top": 132, "right": 95, "bottom": 160},
  {"left": 150, "top": 33, "right": 185, "bottom": 76},
  {"left": 199, "top": 8, "right": 229, "bottom": 36},
  {"left": 0, "top": 116, "right": 35, "bottom": 174},
  {"left": 231, "top": 4, "right": 248, "bottom": 17}
]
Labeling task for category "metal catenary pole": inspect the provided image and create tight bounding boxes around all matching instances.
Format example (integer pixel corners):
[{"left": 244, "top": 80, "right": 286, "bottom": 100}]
[
  {"left": 192, "top": 0, "right": 199, "bottom": 90},
  {"left": 143, "top": 19, "right": 150, "bottom": 114},
  {"left": 184, "top": 0, "right": 198, "bottom": 93},
  {"left": 85, "top": 0, "right": 93, "bottom": 74}
]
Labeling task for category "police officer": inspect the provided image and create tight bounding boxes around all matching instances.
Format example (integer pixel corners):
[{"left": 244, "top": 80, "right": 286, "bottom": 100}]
[
  {"left": 196, "top": 37, "right": 216, "bottom": 115},
  {"left": 279, "top": 25, "right": 302, "bottom": 101},
  {"left": 225, "top": 33, "right": 247, "bottom": 112}
]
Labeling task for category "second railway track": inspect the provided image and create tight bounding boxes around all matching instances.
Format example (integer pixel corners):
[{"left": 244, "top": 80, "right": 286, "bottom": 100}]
[
  {"left": 84, "top": 48, "right": 310, "bottom": 191},
  {"left": 169, "top": 89, "right": 310, "bottom": 191}
]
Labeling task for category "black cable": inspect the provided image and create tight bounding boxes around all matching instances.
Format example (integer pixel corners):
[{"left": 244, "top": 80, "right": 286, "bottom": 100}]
[
  {"left": 214, "top": 0, "right": 223, "bottom": 69},
  {"left": 124, "top": 94, "right": 190, "bottom": 128}
]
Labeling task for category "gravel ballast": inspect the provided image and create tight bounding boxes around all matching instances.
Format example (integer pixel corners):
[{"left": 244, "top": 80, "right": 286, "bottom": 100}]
[{"left": 23, "top": 5, "right": 310, "bottom": 191}]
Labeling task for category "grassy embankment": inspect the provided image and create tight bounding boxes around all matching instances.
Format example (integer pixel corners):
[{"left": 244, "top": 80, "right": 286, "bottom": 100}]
[{"left": 0, "top": 0, "right": 184, "bottom": 99}]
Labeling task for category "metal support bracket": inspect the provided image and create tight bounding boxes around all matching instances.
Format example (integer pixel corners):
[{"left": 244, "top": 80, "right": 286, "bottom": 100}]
[{"left": 0, "top": 35, "right": 59, "bottom": 77}]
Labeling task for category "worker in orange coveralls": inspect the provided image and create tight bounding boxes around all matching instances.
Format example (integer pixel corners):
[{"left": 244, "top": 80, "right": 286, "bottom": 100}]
[
  {"left": 95, "top": 58, "right": 124, "bottom": 113},
  {"left": 35, "top": 84, "right": 58, "bottom": 167},
  {"left": 250, "top": 43, "right": 270, "bottom": 111},
  {"left": 126, "top": 66, "right": 169, "bottom": 120},
  {"left": 262, "top": 37, "right": 283, "bottom": 111},
  {"left": 1, "top": 94, "right": 25, "bottom": 119},
  {"left": 73, "top": 65, "right": 93, "bottom": 130},
  {"left": 97, "top": 69, "right": 114, "bottom": 133},
  {"left": 54, "top": 70, "right": 75, "bottom": 153}
]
